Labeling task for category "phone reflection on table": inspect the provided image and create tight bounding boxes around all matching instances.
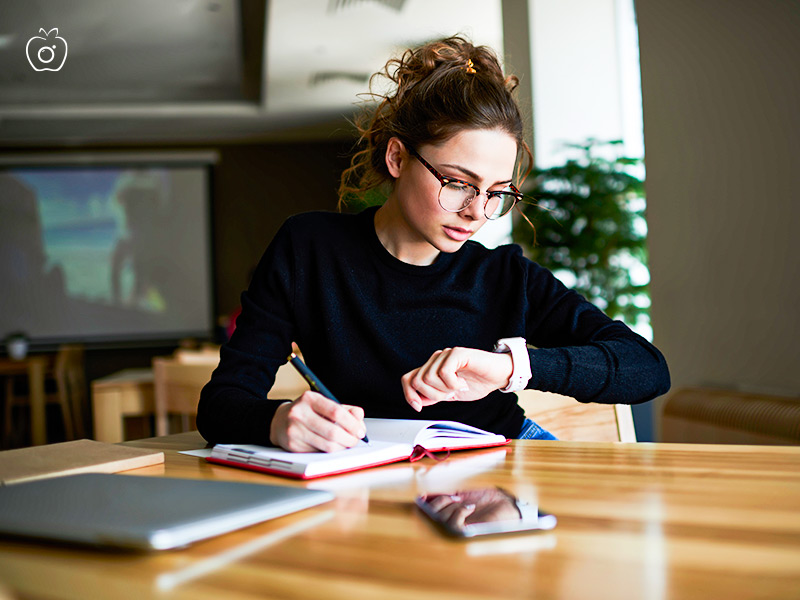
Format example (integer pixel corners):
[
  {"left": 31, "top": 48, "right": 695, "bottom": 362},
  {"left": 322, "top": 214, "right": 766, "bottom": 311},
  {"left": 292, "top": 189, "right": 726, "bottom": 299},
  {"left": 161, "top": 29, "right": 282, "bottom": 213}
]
[{"left": 415, "top": 487, "right": 556, "bottom": 538}]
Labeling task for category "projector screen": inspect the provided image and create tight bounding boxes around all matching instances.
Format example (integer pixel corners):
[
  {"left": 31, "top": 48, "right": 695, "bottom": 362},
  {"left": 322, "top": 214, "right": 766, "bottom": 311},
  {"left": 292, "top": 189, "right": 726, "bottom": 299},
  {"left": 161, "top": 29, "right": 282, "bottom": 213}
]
[{"left": 0, "top": 157, "right": 214, "bottom": 347}]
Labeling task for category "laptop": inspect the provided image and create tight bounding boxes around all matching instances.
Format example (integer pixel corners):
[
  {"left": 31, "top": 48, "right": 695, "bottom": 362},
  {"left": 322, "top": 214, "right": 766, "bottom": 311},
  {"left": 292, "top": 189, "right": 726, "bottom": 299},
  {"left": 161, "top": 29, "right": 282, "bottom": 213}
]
[{"left": 0, "top": 473, "right": 334, "bottom": 550}]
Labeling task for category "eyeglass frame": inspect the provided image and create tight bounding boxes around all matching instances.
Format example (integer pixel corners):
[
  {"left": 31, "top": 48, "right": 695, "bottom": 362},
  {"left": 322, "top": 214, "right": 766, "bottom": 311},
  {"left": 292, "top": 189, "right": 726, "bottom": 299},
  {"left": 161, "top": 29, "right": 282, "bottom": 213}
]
[{"left": 406, "top": 146, "right": 523, "bottom": 219}]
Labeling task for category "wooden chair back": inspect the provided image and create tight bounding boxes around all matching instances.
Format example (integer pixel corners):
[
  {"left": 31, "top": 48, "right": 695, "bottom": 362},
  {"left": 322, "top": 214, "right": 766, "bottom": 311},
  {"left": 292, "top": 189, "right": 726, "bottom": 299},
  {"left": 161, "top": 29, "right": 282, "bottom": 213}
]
[
  {"left": 153, "top": 347, "right": 310, "bottom": 436},
  {"left": 268, "top": 361, "right": 309, "bottom": 400},
  {"left": 52, "top": 344, "right": 86, "bottom": 440},
  {"left": 2, "top": 345, "right": 86, "bottom": 447},
  {"left": 517, "top": 390, "right": 636, "bottom": 442},
  {"left": 153, "top": 355, "right": 217, "bottom": 436}
]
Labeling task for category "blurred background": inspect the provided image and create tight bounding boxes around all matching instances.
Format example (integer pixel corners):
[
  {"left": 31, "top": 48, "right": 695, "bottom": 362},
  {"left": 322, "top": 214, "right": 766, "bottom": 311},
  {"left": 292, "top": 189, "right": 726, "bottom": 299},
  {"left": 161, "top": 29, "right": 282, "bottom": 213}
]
[{"left": 1, "top": 0, "right": 798, "bottom": 445}]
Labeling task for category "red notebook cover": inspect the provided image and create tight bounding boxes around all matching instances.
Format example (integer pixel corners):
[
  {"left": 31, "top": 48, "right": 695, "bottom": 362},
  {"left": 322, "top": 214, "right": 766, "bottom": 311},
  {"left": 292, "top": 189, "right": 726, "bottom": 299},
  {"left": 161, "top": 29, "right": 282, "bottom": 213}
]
[{"left": 206, "top": 438, "right": 510, "bottom": 480}]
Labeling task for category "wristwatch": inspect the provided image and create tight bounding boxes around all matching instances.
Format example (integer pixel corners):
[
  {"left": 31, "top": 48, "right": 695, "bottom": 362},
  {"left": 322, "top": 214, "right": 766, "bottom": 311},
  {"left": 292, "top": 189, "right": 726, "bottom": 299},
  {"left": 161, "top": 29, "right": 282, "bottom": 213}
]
[{"left": 493, "top": 337, "right": 532, "bottom": 393}]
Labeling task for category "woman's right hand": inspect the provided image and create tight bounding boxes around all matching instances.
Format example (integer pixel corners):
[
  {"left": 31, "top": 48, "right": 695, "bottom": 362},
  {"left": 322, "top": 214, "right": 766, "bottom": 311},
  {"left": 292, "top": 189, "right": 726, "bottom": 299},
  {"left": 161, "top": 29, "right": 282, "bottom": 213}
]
[{"left": 269, "top": 391, "right": 367, "bottom": 452}]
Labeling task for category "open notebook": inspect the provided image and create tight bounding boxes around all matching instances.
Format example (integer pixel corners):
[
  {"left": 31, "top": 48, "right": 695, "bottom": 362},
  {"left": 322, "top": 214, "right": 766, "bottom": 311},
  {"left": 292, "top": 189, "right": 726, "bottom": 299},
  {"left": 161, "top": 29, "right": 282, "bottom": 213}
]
[{"left": 207, "top": 418, "right": 509, "bottom": 480}]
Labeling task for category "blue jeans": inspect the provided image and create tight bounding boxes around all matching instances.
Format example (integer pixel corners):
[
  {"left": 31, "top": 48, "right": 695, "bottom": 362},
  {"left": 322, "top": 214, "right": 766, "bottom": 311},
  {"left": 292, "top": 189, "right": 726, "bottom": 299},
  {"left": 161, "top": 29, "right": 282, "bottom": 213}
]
[{"left": 518, "top": 418, "right": 558, "bottom": 440}]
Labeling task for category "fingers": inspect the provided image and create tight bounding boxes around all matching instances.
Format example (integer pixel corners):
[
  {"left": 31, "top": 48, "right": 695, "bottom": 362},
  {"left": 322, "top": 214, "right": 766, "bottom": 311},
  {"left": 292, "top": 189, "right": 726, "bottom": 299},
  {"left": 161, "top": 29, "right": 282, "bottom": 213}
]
[
  {"left": 420, "top": 494, "right": 476, "bottom": 530},
  {"left": 312, "top": 395, "right": 367, "bottom": 439},
  {"left": 401, "top": 375, "right": 424, "bottom": 412},
  {"left": 424, "top": 494, "right": 461, "bottom": 511},
  {"left": 402, "top": 348, "right": 470, "bottom": 411},
  {"left": 270, "top": 392, "right": 366, "bottom": 453},
  {"left": 444, "top": 503, "right": 476, "bottom": 530},
  {"left": 345, "top": 404, "right": 365, "bottom": 421}
]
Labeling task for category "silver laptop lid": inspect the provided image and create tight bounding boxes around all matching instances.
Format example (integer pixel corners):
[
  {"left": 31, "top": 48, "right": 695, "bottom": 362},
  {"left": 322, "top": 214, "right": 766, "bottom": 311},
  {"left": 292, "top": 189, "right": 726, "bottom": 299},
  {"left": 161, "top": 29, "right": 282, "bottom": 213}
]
[{"left": 0, "top": 473, "right": 334, "bottom": 550}]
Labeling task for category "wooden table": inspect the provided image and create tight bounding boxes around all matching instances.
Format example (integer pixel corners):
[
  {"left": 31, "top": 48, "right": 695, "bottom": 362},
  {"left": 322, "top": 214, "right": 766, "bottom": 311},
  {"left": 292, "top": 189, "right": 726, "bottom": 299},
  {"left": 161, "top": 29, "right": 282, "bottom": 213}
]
[
  {"left": 91, "top": 368, "right": 155, "bottom": 443},
  {"left": 0, "top": 355, "right": 51, "bottom": 446},
  {"left": 0, "top": 433, "right": 799, "bottom": 599}
]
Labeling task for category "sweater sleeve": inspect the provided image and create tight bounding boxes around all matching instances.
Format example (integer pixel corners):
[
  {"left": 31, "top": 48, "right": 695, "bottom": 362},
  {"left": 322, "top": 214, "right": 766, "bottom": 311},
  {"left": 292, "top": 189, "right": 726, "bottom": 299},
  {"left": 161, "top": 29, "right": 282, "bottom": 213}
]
[
  {"left": 522, "top": 257, "right": 670, "bottom": 405},
  {"left": 196, "top": 220, "right": 298, "bottom": 445}
]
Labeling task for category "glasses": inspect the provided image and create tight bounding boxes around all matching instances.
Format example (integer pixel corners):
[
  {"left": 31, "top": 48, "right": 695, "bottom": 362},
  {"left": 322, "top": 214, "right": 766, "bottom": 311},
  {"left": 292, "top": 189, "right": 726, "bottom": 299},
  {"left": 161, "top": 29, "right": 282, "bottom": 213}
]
[{"left": 408, "top": 147, "right": 523, "bottom": 220}]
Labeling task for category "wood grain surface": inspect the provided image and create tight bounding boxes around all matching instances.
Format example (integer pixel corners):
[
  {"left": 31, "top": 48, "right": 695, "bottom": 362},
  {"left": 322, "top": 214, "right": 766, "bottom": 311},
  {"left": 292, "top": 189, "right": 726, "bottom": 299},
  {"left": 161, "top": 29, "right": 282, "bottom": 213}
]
[{"left": 0, "top": 431, "right": 798, "bottom": 599}]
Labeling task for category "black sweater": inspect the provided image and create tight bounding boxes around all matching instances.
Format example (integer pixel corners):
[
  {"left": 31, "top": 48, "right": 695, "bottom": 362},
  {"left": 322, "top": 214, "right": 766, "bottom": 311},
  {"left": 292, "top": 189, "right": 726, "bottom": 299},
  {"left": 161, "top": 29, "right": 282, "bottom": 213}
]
[{"left": 197, "top": 207, "right": 670, "bottom": 444}]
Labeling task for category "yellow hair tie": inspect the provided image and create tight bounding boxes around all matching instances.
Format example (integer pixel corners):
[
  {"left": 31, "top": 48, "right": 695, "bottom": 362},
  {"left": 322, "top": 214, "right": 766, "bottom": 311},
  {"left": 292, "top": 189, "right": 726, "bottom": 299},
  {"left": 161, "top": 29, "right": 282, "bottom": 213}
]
[{"left": 465, "top": 58, "right": 477, "bottom": 74}]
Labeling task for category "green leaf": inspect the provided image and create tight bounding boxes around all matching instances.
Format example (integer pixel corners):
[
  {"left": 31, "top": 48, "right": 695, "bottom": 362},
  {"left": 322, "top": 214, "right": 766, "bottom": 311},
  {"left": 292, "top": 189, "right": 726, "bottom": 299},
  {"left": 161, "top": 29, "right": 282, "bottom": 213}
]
[{"left": 513, "top": 139, "right": 650, "bottom": 329}]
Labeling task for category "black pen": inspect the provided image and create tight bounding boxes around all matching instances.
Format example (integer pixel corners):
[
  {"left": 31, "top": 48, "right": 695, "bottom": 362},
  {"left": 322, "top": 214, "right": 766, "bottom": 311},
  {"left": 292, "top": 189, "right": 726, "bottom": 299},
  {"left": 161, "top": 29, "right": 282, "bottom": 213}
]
[{"left": 287, "top": 352, "right": 370, "bottom": 444}]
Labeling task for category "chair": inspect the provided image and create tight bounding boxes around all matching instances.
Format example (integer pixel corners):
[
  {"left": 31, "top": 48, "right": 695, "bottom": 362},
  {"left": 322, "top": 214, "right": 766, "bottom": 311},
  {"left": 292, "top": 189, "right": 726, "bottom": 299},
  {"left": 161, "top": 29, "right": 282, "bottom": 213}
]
[
  {"left": 516, "top": 390, "right": 636, "bottom": 442},
  {"left": 3, "top": 344, "right": 86, "bottom": 447},
  {"left": 267, "top": 359, "right": 309, "bottom": 400},
  {"left": 51, "top": 345, "right": 87, "bottom": 440},
  {"left": 153, "top": 354, "right": 218, "bottom": 437},
  {"left": 153, "top": 348, "right": 309, "bottom": 436},
  {"left": 91, "top": 367, "right": 156, "bottom": 443}
]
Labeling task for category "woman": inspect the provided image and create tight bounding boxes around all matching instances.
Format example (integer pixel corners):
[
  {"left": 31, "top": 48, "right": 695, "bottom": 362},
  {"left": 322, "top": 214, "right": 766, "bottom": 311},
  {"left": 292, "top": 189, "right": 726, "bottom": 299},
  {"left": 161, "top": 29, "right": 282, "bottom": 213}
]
[{"left": 197, "top": 36, "right": 670, "bottom": 451}]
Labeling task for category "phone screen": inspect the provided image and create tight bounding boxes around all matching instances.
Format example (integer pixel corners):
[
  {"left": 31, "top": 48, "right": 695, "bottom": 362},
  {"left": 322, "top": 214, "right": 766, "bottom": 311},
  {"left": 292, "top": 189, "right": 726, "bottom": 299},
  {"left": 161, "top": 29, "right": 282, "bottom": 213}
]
[{"left": 415, "top": 488, "right": 556, "bottom": 538}]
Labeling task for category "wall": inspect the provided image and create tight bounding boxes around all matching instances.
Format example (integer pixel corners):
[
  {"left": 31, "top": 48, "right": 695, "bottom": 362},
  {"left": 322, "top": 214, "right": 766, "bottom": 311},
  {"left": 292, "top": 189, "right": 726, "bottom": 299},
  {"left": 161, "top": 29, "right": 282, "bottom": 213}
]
[
  {"left": 211, "top": 142, "right": 351, "bottom": 317},
  {"left": 636, "top": 0, "right": 800, "bottom": 437}
]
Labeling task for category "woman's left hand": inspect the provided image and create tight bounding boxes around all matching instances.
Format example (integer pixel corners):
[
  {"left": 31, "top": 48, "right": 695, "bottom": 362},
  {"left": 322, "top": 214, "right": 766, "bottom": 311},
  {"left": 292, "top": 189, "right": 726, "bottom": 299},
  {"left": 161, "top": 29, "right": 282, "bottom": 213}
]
[{"left": 401, "top": 347, "right": 513, "bottom": 412}]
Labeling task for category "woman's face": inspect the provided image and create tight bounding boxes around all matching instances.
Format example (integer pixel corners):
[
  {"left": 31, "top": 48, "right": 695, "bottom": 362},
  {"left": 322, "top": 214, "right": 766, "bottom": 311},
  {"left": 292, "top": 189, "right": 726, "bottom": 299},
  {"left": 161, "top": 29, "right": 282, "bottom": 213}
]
[{"left": 381, "top": 128, "right": 519, "bottom": 265}]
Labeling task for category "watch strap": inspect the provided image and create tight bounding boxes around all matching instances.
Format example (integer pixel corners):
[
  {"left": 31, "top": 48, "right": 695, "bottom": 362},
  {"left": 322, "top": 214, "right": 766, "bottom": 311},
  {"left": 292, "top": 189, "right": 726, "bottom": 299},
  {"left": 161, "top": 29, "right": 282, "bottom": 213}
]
[{"left": 493, "top": 337, "right": 532, "bottom": 393}]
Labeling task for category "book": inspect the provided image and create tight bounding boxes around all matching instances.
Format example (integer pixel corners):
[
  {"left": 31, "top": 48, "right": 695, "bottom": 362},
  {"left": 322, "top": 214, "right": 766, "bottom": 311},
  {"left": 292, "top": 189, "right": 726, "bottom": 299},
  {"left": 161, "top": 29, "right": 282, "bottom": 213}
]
[
  {"left": 207, "top": 418, "right": 509, "bottom": 480},
  {"left": 0, "top": 439, "right": 165, "bottom": 486}
]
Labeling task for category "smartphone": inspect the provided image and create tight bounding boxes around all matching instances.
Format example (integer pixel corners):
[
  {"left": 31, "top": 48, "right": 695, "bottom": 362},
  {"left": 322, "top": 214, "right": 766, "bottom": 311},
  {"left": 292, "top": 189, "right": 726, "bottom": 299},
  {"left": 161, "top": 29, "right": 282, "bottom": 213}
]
[{"left": 415, "top": 487, "right": 556, "bottom": 538}]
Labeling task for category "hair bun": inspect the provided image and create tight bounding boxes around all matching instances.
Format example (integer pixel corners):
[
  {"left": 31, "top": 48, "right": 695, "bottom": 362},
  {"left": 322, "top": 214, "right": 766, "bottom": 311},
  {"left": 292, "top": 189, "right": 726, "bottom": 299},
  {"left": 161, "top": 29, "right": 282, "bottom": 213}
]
[{"left": 339, "top": 35, "right": 531, "bottom": 209}]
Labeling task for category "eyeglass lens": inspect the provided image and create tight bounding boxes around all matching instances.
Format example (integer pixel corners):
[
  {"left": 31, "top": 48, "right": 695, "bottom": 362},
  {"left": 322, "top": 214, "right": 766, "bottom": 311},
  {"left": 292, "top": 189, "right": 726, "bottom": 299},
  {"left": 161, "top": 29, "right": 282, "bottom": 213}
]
[{"left": 439, "top": 182, "right": 517, "bottom": 220}]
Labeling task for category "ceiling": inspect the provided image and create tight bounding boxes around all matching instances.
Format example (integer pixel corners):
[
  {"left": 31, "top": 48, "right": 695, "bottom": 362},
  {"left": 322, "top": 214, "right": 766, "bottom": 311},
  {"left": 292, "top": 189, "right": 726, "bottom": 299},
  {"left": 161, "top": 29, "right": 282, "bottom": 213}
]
[{"left": 0, "top": 0, "right": 504, "bottom": 147}]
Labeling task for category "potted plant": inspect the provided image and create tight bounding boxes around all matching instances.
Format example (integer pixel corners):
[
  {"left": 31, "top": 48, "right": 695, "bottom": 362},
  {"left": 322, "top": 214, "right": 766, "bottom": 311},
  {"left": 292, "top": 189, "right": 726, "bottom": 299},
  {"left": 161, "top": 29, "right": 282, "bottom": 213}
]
[{"left": 513, "top": 139, "right": 650, "bottom": 331}]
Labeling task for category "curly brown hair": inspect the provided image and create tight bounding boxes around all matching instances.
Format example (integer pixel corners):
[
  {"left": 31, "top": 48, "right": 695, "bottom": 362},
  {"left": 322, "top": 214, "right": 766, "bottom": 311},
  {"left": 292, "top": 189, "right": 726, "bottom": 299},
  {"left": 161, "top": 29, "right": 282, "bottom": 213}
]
[{"left": 338, "top": 35, "right": 532, "bottom": 209}]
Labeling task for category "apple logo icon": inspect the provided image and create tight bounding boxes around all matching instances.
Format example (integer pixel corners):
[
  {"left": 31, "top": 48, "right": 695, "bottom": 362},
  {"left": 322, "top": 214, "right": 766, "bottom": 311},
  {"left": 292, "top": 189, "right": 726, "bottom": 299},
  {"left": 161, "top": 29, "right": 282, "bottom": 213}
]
[{"left": 26, "top": 28, "right": 68, "bottom": 72}]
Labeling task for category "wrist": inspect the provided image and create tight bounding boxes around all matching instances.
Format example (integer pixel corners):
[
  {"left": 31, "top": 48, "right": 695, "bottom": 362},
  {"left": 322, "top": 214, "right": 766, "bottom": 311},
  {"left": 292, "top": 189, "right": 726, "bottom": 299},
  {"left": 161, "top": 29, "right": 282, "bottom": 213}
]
[{"left": 269, "top": 401, "right": 292, "bottom": 446}]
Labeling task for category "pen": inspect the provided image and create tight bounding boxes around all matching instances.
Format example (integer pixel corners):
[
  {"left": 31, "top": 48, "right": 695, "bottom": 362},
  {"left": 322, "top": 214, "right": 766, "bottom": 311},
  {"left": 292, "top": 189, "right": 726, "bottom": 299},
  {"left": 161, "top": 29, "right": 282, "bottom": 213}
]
[{"left": 287, "top": 352, "right": 370, "bottom": 444}]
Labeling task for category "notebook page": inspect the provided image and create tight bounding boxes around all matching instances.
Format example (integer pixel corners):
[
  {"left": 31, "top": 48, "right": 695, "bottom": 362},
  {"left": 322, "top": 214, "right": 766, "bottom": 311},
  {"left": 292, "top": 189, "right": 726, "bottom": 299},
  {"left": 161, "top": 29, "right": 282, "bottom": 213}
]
[
  {"left": 364, "top": 419, "right": 505, "bottom": 448},
  {"left": 362, "top": 419, "right": 440, "bottom": 444}
]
